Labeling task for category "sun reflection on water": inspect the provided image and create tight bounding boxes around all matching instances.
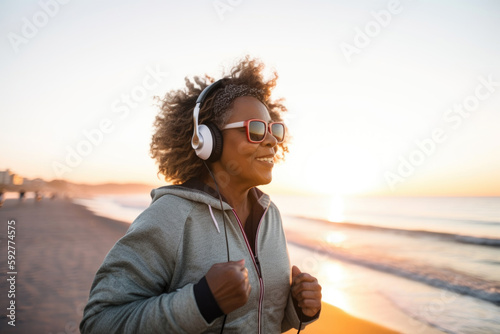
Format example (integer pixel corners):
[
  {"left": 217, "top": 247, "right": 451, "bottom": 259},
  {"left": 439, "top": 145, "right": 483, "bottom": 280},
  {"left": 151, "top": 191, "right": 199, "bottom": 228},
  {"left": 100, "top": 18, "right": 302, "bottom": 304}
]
[
  {"left": 318, "top": 262, "right": 351, "bottom": 311},
  {"left": 326, "top": 231, "right": 347, "bottom": 245}
]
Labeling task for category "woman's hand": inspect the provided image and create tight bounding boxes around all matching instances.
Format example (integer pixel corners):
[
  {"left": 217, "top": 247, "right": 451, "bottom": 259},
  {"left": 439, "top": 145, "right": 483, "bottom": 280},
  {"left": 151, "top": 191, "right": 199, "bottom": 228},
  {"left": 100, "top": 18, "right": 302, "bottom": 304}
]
[
  {"left": 291, "top": 265, "right": 322, "bottom": 317},
  {"left": 205, "top": 259, "right": 251, "bottom": 314}
]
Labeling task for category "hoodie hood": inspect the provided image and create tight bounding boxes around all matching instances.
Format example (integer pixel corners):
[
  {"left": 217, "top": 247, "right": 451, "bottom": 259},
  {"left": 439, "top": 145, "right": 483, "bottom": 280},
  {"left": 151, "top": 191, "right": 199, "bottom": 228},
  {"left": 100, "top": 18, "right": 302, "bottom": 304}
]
[{"left": 150, "top": 183, "right": 271, "bottom": 212}]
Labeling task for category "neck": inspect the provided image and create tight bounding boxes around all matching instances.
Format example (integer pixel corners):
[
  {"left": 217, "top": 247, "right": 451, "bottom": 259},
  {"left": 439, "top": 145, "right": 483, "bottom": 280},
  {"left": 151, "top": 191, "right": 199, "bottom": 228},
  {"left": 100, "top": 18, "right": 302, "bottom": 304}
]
[{"left": 203, "top": 167, "right": 252, "bottom": 223}]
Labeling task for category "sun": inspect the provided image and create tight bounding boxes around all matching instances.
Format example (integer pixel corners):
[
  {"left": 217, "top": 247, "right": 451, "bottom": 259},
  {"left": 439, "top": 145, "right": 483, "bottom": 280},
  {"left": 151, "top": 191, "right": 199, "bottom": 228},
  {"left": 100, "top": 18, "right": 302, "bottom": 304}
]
[
  {"left": 328, "top": 195, "right": 345, "bottom": 223},
  {"left": 297, "top": 146, "right": 381, "bottom": 196}
]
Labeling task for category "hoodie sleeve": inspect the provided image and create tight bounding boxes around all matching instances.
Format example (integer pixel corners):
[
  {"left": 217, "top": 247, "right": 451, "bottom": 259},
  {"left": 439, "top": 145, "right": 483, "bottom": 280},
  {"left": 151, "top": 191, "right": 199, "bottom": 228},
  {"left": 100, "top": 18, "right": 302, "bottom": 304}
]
[{"left": 79, "top": 200, "right": 212, "bottom": 334}]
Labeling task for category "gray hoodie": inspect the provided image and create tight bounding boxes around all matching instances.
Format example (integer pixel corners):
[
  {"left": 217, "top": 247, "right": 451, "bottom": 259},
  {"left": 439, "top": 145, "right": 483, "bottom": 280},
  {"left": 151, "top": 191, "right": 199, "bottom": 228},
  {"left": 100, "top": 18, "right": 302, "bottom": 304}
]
[{"left": 80, "top": 185, "right": 316, "bottom": 333}]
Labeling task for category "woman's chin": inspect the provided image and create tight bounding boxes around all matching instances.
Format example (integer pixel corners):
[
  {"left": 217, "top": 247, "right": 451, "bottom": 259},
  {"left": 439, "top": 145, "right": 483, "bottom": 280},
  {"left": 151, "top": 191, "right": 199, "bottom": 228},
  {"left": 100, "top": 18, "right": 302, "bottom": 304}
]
[{"left": 256, "top": 173, "right": 273, "bottom": 186}]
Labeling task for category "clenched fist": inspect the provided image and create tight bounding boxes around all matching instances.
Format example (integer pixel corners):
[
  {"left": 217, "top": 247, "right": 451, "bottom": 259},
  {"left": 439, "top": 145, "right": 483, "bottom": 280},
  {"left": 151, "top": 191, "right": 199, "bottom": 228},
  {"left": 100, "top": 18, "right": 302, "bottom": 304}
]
[
  {"left": 205, "top": 259, "right": 251, "bottom": 314},
  {"left": 291, "top": 265, "right": 322, "bottom": 317}
]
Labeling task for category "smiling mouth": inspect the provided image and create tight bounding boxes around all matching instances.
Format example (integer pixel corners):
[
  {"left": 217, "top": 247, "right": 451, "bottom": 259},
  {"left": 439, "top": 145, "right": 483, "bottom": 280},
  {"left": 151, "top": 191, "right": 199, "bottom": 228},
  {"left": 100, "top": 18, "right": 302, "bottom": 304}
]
[{"left": 256, "top": 157, "right": 274, "bottom": 164}]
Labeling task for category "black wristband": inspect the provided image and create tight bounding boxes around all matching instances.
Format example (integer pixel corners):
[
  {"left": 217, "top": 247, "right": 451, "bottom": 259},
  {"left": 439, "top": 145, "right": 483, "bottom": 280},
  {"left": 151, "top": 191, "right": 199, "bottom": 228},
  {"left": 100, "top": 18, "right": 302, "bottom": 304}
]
[{"left": 193, "top": 276, "right": 224, "bottom": 323}]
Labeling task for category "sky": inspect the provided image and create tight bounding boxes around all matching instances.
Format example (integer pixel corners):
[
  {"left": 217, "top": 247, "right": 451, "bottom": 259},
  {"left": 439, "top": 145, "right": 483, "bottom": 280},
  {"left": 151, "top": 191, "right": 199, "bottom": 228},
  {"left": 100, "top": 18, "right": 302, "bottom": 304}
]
[{"left": 1, "top": 0, "right": 499, "bottom": 197}]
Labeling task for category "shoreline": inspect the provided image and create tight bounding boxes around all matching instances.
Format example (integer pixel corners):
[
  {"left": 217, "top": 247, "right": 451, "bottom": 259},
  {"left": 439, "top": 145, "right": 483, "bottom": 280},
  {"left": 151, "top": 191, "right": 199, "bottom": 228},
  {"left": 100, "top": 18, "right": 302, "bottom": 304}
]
[{"left": 0, "top": 198, "right": 397, "bottom": 333}]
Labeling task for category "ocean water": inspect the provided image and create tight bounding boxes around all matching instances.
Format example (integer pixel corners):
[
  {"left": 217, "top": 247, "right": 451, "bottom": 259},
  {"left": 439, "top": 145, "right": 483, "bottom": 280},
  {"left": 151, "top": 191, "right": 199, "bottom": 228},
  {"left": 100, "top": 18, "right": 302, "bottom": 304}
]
[{"left": 74, "top": 194, "right": 500, "bottom": 333}]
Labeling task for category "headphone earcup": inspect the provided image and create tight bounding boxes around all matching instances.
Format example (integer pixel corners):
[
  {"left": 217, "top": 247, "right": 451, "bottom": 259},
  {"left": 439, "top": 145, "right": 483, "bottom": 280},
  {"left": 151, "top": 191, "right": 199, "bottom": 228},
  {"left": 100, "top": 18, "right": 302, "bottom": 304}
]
[
  {"left": 206, "top": 122, "right": 223, "bottom": 162},
  {"left": 194, "top": 123, "right": 223, "bottom": 162}
]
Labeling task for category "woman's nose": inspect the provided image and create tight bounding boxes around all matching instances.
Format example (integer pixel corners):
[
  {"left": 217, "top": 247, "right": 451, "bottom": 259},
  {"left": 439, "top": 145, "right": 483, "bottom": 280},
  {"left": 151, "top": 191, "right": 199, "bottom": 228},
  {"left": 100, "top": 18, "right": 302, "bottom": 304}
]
[{"left": 262, "top": 128, "right": 278, "bottom": 147}]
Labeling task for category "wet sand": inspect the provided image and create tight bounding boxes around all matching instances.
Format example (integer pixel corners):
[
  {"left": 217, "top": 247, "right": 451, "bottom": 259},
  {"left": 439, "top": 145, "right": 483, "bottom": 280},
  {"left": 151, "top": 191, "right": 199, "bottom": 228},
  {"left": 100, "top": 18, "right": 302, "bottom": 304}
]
[
  {"left": 0, "top": 198, "right": 129, "bottom": 333},
  {"left": 284, "top": 305, "right": 398, "bottom": 334},
  {"left": 0, "top": 198, "right": 397, "bottom": 333}
]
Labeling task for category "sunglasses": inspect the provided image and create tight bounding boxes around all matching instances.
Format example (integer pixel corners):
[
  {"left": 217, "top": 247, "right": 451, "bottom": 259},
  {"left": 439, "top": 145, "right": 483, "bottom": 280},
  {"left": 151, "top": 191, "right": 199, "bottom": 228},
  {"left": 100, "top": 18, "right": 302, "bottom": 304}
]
[{"left": 222, "top": 119, "right": 286, "bottom": 143}]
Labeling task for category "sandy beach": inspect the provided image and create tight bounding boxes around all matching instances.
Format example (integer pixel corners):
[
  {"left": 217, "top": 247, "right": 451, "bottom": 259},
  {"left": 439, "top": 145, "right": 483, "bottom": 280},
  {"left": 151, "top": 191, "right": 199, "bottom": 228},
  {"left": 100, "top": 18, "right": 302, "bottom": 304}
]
[
  {"left": 0, "top": 198, "right": 397, "bottom": 333},
  {"left": 0, "top": 198, "right": 129, "bottom": 333}
]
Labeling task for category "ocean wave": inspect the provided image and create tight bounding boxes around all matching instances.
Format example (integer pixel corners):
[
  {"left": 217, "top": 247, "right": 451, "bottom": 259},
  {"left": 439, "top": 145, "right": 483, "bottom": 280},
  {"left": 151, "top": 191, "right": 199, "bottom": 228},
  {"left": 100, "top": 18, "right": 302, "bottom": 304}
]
[
  {"left": 335, "top": 210, "right": 500, "bottom": 227},
  {"left": 480, "top": 260, "right": 500, "bottom": 266},
  {"left": 286, "top": 236, "right": 500, "bottom": 306},
  {"left": 454, "top": 235, "right": 500, "bottom": 247},
  {"left": 471, "top": 220, "right": 500, "bottom": 226},
  {"left": 288, "top": 215, "right": 500, "bottom": 248}
]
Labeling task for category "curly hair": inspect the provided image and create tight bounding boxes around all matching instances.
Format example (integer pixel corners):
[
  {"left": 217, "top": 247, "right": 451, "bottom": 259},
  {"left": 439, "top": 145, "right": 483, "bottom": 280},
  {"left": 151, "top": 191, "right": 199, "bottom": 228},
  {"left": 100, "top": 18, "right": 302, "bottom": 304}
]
[{"left": 150, "top": 56, "right": 289, "bottom": 184}]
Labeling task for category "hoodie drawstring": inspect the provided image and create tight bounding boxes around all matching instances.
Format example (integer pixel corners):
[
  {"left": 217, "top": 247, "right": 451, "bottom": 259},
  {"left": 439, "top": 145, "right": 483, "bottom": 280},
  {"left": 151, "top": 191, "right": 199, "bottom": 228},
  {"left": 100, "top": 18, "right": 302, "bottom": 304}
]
[{"left": 207, "top": 205, "right": 221, "bottom": 233}]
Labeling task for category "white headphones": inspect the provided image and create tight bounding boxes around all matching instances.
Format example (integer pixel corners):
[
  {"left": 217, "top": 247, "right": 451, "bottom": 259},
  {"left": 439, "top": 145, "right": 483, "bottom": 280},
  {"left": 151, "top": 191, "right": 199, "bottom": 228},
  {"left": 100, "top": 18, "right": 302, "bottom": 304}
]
[{"left": 191, "top": 80, "right": 224, "bottom": 162}]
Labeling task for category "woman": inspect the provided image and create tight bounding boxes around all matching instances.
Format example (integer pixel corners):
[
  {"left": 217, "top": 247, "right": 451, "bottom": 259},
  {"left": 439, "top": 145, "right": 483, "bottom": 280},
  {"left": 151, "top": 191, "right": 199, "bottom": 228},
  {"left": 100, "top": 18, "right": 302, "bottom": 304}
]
[{"left": 80, "top": 57, "right": 322, "bottom": 333}]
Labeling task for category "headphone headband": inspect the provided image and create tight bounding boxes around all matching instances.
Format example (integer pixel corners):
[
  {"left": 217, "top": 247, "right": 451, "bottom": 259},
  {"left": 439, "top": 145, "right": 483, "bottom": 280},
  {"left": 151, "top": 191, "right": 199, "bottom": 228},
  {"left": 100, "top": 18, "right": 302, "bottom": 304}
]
[{"left": 196, "top": 79, "right": 224, "bottom": 104}]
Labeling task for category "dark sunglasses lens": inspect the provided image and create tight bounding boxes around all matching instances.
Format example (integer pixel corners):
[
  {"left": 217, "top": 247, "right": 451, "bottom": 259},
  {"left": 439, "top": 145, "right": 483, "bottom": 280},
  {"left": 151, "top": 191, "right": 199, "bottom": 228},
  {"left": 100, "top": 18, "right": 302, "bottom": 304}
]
[
  {"left": 249, "top": 121, "right": 266, "bottom": 142},
  {"left": 271, "top": 123, "right": 285, "bottom": 142}
]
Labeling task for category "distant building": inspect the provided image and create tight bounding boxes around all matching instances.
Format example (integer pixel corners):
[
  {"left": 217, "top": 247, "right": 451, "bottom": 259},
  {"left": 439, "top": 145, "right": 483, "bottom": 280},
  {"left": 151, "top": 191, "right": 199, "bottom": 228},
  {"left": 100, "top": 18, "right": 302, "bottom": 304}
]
[
  {"left": 12, "top": 174, "right": 23, "bottom": 185},
  {"left": 0, "top": 170, "right": 9, "bottom": 185},
  {"left": 0, "top": 169, "right": 24, "bottom": 186}
]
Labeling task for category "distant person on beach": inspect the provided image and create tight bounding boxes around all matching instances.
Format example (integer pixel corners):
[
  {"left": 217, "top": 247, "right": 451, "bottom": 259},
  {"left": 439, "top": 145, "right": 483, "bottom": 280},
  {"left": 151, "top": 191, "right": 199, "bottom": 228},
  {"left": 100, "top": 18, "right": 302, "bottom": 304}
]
[
  {"left": 0, "top": 190, "right": 4, "bottom": 207},
  {"left": 80, "top": 57, "right": 322, "bottom": 333},
  {"left": 19, "top": 189, "right": 25, "bottom": 201}
]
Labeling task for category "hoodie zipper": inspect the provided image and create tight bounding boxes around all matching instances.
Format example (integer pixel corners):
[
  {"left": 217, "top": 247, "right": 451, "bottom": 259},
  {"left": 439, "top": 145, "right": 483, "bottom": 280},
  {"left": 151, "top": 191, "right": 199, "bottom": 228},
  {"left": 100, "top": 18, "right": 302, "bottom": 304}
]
[
  {"left": 232, "top": 207, "right": 268, "bottom": 334},
  {"left": 254, "top": 207, "right": 268, "bottom": 334}
]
